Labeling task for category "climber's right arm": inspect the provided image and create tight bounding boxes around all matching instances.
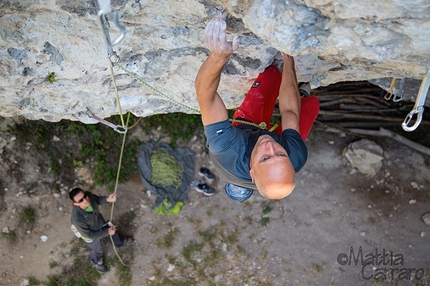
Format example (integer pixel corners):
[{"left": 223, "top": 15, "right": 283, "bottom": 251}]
[{"left": 195, "top": 17, "right": 239, "bottom": 126}]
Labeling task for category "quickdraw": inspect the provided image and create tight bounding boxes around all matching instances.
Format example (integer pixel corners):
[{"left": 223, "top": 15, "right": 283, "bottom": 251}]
[
  {"left": 384, "top": 78, "right": 406, "bottom": 102},
  {"left": 384, "top": 77, "right": 397, "bottom": 101},
  {"left": 96, "top": 0, "right": 126, "bottom": 58},
  {"left": 392, "top": 77, "right": 406, "bottom": 102},
  {"left": 86, "top": 108, "right": 127, "bottom": 134}
]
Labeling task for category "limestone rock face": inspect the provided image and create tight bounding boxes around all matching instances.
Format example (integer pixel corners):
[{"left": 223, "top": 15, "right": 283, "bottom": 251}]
[{"left": 1, "top": 0, "right": 429, "bottom": 122}]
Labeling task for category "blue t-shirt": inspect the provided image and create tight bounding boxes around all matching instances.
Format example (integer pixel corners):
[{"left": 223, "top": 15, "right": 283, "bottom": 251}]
[{"left": 204, "top": 119, "right": 308, "bottom": 190}]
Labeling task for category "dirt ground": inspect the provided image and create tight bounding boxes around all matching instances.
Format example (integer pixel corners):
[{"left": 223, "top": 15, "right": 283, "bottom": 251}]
[{"left": 0, "top": 116, "right": 429, "bottom": 286}]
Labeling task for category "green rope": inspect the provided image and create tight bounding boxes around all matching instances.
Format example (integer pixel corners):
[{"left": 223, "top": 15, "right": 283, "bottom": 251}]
[
  {"left": 150, "top": 148, "right": 184, "bottom": 189},
  {"left": 113, "top": 62, "right": 201, "bottom": 114}
]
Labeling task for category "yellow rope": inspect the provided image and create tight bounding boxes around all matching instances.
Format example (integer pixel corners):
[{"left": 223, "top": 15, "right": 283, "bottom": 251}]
[
  {"left": 105, "top": 58, "right": 131, "bottom": 267},
  {"left": 389, "top": 77, "right": 396, "bottom": 95},
  {"left": 127, "top": 117, "right": 142, "bottom": 130},
  {"left": 108, "top": 58, "right": 126, "bottom": 129},
  {"left": 108, "top": 112, "right": 130, "bottom": 267}
]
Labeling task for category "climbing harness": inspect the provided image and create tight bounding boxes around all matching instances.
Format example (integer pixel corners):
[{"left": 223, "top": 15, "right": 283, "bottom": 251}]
[
  {"left": 229, "top": 119, "right": 279, "bottom": 132},
  {"left": 96, "top": 0, "right": 126, "bottom": 58},
  {"left": 402, "top": 62, "right": 430, "bottom": 132},
  {"left": 86, "top": 108, "right": 127, "bottom": 134}
]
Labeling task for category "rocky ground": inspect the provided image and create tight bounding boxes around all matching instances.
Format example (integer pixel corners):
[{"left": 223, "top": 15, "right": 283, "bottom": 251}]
[{"left": 0, "top": 114, "right": 429, "bottom": 286}]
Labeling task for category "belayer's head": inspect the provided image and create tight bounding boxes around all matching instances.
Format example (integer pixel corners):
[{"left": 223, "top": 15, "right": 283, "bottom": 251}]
[
  {"left": 69, "top": 187, "right": 91, "bottom": 209},
  {"left": 249, "top": 135, "right": 295, "bottom": 199}
]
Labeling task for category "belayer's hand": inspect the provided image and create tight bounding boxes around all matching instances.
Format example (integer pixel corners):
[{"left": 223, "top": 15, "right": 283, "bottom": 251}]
[
  {"left": 106, "top": 193, "right": 117, "bottom": 203},
  {"left": 205, "top": 17, "right": 239, "bottom": 59},
  {"left": 108, "top": 227, "right": 116, "bottom": 236}
]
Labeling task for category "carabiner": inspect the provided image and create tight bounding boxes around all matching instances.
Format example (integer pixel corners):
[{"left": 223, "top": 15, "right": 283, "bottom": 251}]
[
  {"left": 401, "top": 62, "right": 430, "bottom": 132},
  {"left": 86, "top": 108, "right": 127, "bottom": 134},
  {"left": 96, "top": 0, "right": 126, "bottom": 58},
  {"left": 401, "top": 107, "right": 424, "bottom": 132},
  {"left": 392, "top": 78, "right": 405, "bottom": 102}
]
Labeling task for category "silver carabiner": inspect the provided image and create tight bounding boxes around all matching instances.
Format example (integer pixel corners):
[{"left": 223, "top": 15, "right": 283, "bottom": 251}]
[
  {"left": 401, "top": 63, "right": 430, "bottom": 132},
  {"left": 96, "top": 0, "right": 126, "bottom": 58}
]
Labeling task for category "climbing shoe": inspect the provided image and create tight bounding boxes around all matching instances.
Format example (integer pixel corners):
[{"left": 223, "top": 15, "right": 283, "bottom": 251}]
[
  {"left": 94, "top": 263, "right": 107, "bottom": 274},
  {"left": 198, "top": 167, "right": 215, "bottom": 182},
  {"left": 298, "top": 82, "right": 311, "bottom": 97},
  {"left": 192, "top": 179, "right": 215, "bottom": 196},
  {"left": 124, "top": 237, "right": 135, "bottom": 245}
]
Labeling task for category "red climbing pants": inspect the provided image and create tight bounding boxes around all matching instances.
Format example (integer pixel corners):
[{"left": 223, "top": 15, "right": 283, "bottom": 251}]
[{"left": 232, "top": 66, "right": 320, "bottom": 141}]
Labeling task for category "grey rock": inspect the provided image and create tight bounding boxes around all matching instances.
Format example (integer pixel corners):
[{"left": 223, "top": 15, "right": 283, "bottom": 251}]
[
  {"left": 421, "top": 212, "right": 430, "bottom": 226},
  {"left": 344, "top": 139, "right": 384, "bottom": 177},
  {"left": 0, "top": 0, "right": 429, "bottom": 121}
]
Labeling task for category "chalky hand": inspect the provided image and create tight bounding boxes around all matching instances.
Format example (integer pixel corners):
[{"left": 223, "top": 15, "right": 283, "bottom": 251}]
[{"left": 204, "top": 17, "right": 239, "bottom": 58}]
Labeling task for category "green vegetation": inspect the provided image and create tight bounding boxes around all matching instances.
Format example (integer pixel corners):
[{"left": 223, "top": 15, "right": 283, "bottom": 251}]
[
  {"left": 45, "top": 240, "right": 101, "bottom": 286},
  {"left": 116, "top": 257, "right": 133, "bottom": 286},
  {"left": 311, "top": 263, "right": 324, "bottom": 273},
  {"left": 2, "top": 230, "right": 18, "bottom": 245},
  {"left": 49, "top": 260, "right": 59, "bottom": 269},
  {"left": 149, "top": 223, "right": 244, "bottom": 285},
  {"left": 45, "top": 275, "right": 61, "bottom": 286},
  {"left": 47, "top": 72, "right": 58, "bottom": 83},
  {"left": 8, "top": 115, "right": 141, "bottom": 191},
  {"left": 260, "top": 202, "right": 273, "bottom": 226},
  {"left": 19, "top": 206, "right": 36, "bottom": 228},
  {"left": 106, "top": 246, "right": 134, "bottom": 286},
  {"left": 141, "top": 112, "right": 202, "bottom": 147},
  {"left": 156, "top": 227, "right": 180, "bottom": 249},
  {"left": 28, "top": 276, "right": 41, "bottom": 285},
  {"left": 262, "top": 205, "right": 273, "bottom": 214},
  {"left": 260, "top": 216, "right": 270, "bottom": 227}
]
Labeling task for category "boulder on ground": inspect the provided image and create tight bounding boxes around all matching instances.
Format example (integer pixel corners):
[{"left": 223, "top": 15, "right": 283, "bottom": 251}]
[{"left": 344, "top": 139, "right": 384, "bottom": 177}]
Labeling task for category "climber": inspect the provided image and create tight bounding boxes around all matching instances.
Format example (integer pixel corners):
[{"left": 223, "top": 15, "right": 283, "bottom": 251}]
[
  {"left": 195, "top": 17, "right": 320, "bottom": 201},
  {"left": 69, "top": 188, "right": 135, "bottom": 273}
]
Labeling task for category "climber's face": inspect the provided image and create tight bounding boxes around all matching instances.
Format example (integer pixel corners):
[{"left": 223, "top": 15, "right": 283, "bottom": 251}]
[{"left": 249, "top": 135, "right": 295, "bottom": 199}]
